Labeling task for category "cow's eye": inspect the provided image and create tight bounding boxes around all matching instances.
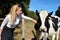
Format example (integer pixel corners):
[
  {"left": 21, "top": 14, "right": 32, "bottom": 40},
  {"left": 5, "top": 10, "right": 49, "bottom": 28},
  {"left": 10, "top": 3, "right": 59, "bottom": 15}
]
[
  {"left": 47, "top": 17, "right": 50, "bottom": 20},
  {"left": 46, "top": 16, "right": 50, "bottom": 20}
]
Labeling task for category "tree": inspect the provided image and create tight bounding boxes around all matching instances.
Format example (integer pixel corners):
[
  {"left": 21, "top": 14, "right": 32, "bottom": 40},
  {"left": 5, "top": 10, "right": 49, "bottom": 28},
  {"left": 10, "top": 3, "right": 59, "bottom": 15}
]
[
  {"left": 27, "top": 10, "right": 38, "bottom": 20},
  {"left": 0, "top": 0, "right": 38, "bottom": 20},
  {"left": 55, "top": 6, "right": 60, "bottom": 17},
  {"left": 0, "top": 0, "right": 30, "bottom": 17}
]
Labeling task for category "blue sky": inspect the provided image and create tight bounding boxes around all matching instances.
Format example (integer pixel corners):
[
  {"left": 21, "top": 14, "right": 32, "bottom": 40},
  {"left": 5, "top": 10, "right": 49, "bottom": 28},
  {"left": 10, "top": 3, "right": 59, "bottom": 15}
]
[{"left": 29, "top": 0, "right": 60, "bottom": 15}]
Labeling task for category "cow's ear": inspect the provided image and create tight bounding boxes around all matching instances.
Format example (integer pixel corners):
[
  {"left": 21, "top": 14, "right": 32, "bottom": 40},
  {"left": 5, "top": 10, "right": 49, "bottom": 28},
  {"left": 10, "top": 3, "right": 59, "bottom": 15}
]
[
  {"left": 36, "top": 10, "right": 39, "bottom": 16},
  {"left": 48, "top": 11, "right": 53, "bottom": 17}
]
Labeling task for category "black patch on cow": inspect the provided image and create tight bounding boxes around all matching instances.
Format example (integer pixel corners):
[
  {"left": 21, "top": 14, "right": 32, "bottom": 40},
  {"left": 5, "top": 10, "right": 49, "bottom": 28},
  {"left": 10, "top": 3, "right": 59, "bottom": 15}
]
[
  {"left": 51, "top": 17, "right": 58, "bottom": 31},
  {"left": 41, "top": 38, "right": 43, "bottom": 40},
  {"left": 22, "top": 38, "right": 25, "bottom": 40},
  {"left": 40, "top": 38, "right": 49, "bottom": 40},
  {"left": 45, "top": 16, "right": 50, "bottom": 33},
  {"left": 34, "top": 17, "right": 42, "bottom": 31}
]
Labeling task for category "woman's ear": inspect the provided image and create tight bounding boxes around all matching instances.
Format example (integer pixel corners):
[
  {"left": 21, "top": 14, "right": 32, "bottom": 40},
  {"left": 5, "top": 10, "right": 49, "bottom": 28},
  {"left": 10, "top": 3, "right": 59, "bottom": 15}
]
[{"left": 36, "top": 10, "right": 39, "bottom": 16}]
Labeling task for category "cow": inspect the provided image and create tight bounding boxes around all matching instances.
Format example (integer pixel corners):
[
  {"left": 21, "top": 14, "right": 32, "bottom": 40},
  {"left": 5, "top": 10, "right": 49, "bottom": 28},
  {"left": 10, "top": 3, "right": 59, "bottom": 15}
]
[{"left": 34, "top": 10, "right": 60, "bottom": 40}]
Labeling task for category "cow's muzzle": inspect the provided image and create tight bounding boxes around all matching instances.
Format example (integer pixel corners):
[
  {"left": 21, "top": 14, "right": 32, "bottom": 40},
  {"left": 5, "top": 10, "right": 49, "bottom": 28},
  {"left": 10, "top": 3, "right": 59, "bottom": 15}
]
[{"left": 40, "top": 28, "right": 47, "bottom": 32}]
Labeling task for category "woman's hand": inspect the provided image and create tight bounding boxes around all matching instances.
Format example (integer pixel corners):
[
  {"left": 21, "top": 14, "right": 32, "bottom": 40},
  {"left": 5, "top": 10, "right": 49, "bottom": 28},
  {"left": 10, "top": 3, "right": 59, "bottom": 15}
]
[
  {"left": 0, "top": 35, "right": 1, "bottom": 40},
  {"left": 0, "top": 28, "right": 3, "bottom": 40},
  {"left": 0, "top": 30, "right": 1, "bottom": 40},
  {"left": 31, "top": 19, "right": 37, "bottom": 23}
]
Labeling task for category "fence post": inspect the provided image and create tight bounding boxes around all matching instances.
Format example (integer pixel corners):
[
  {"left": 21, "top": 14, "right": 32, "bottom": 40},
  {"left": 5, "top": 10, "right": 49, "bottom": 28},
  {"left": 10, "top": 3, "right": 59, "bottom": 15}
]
[{"left": 22, "top": 13, "right": 25, "bottom": 40}]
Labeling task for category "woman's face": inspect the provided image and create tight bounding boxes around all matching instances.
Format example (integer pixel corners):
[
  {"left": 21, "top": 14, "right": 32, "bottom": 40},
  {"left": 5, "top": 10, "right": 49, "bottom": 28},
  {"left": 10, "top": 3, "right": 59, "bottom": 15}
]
[{"left": 16, "top": 7, "right": 22, "bottom": 16}]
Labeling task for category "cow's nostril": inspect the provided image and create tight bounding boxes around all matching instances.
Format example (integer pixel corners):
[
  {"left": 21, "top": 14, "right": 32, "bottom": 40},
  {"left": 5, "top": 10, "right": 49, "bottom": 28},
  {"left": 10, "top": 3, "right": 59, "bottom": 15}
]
[
  {"left": 40, "top": 28, "right": 45, "bottom": 32},
  {"left": 41, "top": 28, "right": 45, "bottom": 30},
  {"left": 39, "top": 28, "right": 46, "bottom": 32}
]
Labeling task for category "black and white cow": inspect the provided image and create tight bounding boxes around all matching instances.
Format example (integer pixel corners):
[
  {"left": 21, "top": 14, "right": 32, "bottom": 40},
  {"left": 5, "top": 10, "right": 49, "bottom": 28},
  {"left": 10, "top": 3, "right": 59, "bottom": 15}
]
[{"left": 34, "top": 10, "right": 60, "bottom": 40}]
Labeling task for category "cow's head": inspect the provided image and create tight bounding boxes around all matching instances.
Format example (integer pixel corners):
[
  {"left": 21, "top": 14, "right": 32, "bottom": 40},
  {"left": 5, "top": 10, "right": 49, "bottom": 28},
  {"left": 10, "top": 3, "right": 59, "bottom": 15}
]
[{"left": 36, "top": 10, "right": 53, "bottom": 32}]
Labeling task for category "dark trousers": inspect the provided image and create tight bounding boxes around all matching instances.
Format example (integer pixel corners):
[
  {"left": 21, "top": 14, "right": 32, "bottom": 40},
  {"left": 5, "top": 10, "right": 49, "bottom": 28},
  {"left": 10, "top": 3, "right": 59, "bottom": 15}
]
[{"left": 1, "top": 26, "right": 15, "bottom": 40}]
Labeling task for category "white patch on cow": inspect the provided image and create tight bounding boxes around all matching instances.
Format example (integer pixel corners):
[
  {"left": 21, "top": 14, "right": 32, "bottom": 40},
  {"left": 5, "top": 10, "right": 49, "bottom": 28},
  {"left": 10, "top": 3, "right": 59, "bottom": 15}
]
[
  {"left": 39, "top": 10, "right": 48, "bottom": 31},
  {"left": 48, "top": 19, "right": 56, "bottom": 35},
  {"left": 58, "top": 17, "right": 60, "bottom": 28},
  {"left": 43, "top": 33, "right": 48, "bottom": 40},
  {"left": 39, "top": 32, "right": 48, "bottom": 40},
  {"left": 39, "top": 10, "right": 48, "bottom": 22},
  {"left": 51, "top": 15, "right": 59, "bottom": 18},
  {"left": 39, "top": 32, "right": 45, "bottom": 39}
]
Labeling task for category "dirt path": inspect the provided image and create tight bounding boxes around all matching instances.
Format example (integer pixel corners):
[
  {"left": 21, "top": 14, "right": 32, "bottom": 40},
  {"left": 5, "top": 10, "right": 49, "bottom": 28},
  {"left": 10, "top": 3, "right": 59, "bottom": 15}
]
[{"left": 14, "top": 21, "right": 36, "bottom": 40}]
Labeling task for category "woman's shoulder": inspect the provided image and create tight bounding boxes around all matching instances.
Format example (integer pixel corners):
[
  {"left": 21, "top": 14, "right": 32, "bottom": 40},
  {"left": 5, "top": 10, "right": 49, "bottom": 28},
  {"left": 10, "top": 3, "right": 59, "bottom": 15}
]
[
  {"left": 21, "top": 13, "right": 24, "bottom": 16},
  {"left": 6, "top": 14, "right": 11, "bottom": 18}
]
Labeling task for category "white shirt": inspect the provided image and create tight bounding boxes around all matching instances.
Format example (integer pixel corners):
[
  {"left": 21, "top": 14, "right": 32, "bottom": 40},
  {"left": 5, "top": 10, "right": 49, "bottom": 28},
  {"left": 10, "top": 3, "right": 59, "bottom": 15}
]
[{"left": 0, "top": 14, "right": 32, "bottom": 29}]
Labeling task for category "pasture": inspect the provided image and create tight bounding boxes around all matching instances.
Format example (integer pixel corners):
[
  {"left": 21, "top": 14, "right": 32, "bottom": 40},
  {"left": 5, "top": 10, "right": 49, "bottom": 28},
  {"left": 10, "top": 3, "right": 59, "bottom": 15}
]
[{"left": 14, "top": 20, "right": 60, "bottom": 40}]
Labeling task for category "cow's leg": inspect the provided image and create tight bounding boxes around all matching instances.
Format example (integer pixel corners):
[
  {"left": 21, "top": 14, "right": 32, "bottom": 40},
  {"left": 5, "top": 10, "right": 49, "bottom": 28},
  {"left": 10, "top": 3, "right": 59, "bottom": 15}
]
[
  {"left": 36, "top": 30, "right": 44, "bottom": 40},
  {"left": 36, "top": 30, "right": 40, "bottom": 40},
  {"left": 56, "top": 29, "right": 59, "bottom": 40},
  {"left": 39, "top": 32, "right": 44, "bottom": 40},
  {"left": 52, "top": 34, "right": 55, "bottom": 40},
  {"left": 43, "top": 33, "right": 48, "bottom": 40}
]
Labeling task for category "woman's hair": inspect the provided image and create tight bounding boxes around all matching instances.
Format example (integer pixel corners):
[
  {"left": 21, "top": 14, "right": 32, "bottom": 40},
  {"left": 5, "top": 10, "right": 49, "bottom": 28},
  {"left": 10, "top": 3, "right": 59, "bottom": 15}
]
[{"left": 8, "top": 4, "right": 21, "bottom": 26}]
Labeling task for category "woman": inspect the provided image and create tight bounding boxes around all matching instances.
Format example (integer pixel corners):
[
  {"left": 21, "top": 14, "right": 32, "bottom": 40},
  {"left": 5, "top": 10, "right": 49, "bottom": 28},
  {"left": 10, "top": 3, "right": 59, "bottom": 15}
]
[{"left": 0, "top": 4, "right": 37, "bottom": 40}]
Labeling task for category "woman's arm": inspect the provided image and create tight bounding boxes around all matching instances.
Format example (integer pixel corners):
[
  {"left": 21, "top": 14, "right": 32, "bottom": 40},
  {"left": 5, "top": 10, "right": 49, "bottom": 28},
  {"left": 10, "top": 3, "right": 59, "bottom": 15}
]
[
  {"left": 0, "top": 15, "right": 9, "bottom": 29},
  {"left": 0, "top": 28, "right": 2, "bottom": 40},
  {"left": 0, "top": 15, "right": 9, "bottom": 36},
  {"left": 0, "top": 28, "right": 3, "bottom": 36},
  {"left": 21, "top": 14, "right": 37, "bottom": 23}
]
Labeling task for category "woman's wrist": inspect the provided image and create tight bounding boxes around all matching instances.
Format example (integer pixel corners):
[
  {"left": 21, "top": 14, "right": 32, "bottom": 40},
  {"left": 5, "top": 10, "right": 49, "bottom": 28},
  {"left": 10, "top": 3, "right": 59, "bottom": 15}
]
[
  {"left": 0, "top": 28, "right": 3, "bottom": 35},
  {"left": 31, "top": 19, "right": 37, "bottom": 23}
]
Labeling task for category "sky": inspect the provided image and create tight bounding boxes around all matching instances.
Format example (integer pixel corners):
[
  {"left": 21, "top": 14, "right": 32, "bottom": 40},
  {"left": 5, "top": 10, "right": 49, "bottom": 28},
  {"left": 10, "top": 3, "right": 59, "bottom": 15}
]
[{"left": 29, "top": 0, "right": 60, "bottom": 15}]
